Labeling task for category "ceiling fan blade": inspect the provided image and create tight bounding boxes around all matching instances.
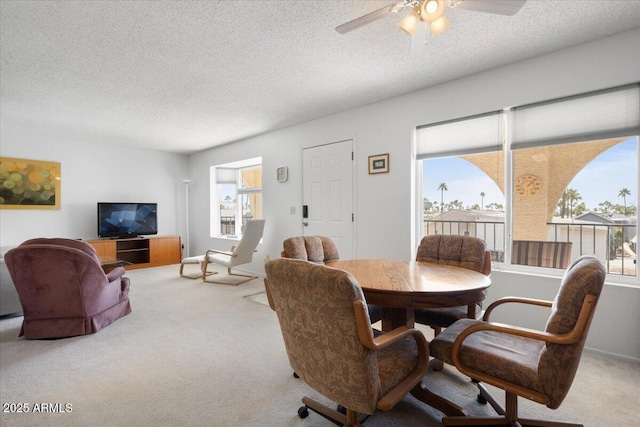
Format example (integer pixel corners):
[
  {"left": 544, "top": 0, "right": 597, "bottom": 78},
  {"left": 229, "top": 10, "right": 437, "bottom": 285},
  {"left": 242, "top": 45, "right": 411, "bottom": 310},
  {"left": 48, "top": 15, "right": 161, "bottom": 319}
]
[
  {"left": 335, "top": 2, "right": 402, "bottom": 34},
  {"left": 409, "top": 21, "right": 428, "bottom": 55},
  {"left": 455, "top": 0, "right": 527, "bottom": 16}
]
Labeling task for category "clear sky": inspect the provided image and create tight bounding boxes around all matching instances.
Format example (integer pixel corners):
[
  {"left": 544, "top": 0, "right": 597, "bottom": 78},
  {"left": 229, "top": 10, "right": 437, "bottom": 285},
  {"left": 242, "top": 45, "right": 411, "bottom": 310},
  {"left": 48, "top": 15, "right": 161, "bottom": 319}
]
[{"left": 423, "top": 137, "right": 638, "bottom": 211}]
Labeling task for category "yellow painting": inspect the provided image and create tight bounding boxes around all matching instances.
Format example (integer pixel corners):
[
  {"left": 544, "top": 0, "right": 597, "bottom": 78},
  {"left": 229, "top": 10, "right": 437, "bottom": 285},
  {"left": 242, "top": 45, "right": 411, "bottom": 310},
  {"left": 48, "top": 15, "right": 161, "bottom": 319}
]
[{"left": 0, "top": 157, "right": 61, "bottom": 209}]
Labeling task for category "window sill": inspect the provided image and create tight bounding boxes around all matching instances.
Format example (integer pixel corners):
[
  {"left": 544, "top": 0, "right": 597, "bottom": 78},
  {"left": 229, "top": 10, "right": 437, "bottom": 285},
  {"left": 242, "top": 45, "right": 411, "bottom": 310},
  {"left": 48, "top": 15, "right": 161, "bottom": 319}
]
[
  {"left": 210, "top": 235, "right": 264, "bottom": 246},
  {"left": 492, "top": 262, "right": 639, "bottom": 288},
  {"left": 212, "top": 235, "right": 241, "bottom": 242}
]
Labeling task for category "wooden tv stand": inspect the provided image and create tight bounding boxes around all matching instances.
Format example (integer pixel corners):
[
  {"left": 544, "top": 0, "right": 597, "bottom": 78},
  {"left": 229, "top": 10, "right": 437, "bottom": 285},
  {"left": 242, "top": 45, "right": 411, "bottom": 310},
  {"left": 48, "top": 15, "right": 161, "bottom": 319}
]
[{"left": 86, "top": 235, "right": 181, "bottom": 270}]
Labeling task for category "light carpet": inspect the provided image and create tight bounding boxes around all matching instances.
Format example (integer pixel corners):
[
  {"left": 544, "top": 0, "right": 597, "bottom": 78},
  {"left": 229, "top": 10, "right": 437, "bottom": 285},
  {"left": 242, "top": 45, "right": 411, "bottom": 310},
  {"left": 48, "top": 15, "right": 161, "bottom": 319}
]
[{"left": 1, "top": 264, "right": 638, "bottom": 427}]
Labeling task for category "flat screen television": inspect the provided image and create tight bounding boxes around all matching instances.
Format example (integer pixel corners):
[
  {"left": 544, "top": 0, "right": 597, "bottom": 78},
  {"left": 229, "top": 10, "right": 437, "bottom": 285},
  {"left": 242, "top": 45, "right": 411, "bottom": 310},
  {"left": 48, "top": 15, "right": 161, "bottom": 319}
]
[{"left": 97, "top": 202, "right": 158, "bottom": 238}]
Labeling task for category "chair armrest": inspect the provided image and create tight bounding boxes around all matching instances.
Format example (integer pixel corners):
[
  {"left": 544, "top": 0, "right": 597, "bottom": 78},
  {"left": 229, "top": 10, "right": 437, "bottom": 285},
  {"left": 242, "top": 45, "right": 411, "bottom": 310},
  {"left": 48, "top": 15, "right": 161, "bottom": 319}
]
[
  {"left": 451, "top": 294, "right": 598, "bottom": 388},
  {"left": 352, "top": 299, "right": 431, "bottom": 411},
  {"left": 205, "top": 249, "right": 235, "bottom": 258},
  {"left": 353, "top": 300, "right": 428, "bottom": 351},
  {"left": 106, "top": 266, "right": 126, "bottom": 282},
  {"left": 370, "top": 326, "right": 421, "bottom": 350},
  {"left": 483, "top": 296, "right": 553, "bottom": 321}
]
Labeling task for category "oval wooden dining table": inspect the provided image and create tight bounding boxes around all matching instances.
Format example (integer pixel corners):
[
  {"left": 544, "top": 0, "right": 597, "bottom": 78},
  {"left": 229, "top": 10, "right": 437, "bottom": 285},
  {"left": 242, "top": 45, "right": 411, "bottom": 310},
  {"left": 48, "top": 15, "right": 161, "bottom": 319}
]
[
  {"left": 325, "top": 258, "right": 491, "bottom": 417},
  {"left": 326, "top": 259, "right": 492, "bottom": 331}
]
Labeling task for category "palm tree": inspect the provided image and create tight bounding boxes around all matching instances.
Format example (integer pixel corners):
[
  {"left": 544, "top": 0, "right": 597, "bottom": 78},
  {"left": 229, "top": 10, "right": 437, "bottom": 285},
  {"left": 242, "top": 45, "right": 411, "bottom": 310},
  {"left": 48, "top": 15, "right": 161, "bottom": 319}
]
[
  {"left": 619, "top": 188, "right": 631, "bottom": 216},
  {"left": 565, "top": 188, "right": 581, "bottom": 218},
  {"left": 560, "top": 189, "right": 568, "bottom": 218},
  {"left": 598, "top": 200, "right": 613, "bottom": 215},
  {"left": 437, "top": 182, "right": 448, "bottom": 213},
  {"left": 556, "top": 198, "right": 565, "bottom": 217},
  {"left": 480, "top": 192, "right": 485, "bottom": 210},
  {"left": 450, "top": 199, "right": 463, "bottom": 210}
]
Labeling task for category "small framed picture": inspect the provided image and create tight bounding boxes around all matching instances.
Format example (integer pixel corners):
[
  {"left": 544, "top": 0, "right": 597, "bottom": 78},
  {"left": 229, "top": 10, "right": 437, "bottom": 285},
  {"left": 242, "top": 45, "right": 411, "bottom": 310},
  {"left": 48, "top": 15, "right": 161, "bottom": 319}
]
[
  {"left": 368, "top": 153, "right": 389, "bottom": 174},
  {"left": 276, "top": 166, "right": 288, "bottom": 182}
]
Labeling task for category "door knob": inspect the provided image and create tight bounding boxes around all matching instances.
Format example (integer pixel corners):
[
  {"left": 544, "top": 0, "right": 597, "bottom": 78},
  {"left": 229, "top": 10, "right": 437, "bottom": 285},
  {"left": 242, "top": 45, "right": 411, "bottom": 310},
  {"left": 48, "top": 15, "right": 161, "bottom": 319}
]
[{"left": 302, "top": 222, "right": 308, "bottom": 227}]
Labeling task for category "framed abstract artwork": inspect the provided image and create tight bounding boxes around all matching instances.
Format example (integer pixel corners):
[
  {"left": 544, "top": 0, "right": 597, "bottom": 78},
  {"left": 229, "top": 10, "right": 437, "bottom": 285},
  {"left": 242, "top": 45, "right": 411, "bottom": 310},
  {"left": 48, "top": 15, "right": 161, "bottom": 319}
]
[{"left": 0, "top": 157, "right": 61, "bottom": 209}]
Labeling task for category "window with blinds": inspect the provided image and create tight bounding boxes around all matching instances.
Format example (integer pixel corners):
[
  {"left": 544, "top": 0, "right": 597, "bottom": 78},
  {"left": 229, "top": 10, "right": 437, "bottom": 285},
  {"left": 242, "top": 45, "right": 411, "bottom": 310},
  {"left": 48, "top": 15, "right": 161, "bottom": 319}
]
[
  {"left": 510, "top": 84, "right": 639, "bottom": 275},
  {"left": 416, "top": 111, "right": 503, "bottom": 159},
  {"left": 417, "top": 83, "right": 639, "bottom": 278},
  {"left": 512, "top": 84, "right": 640, "bottom": 149},
  {"left": 211, "top": 158, "right": 262, "bottom": 238},
  {"left": 418, "top": 112, "right": 506, "bottom": 259}
]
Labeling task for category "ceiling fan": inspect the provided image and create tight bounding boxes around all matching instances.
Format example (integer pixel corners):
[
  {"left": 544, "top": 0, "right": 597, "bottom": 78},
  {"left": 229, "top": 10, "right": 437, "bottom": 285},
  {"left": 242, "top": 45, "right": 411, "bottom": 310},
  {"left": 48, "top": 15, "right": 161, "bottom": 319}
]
[{"left": 336, "top": 0, "right": 527, "bottom": 38}]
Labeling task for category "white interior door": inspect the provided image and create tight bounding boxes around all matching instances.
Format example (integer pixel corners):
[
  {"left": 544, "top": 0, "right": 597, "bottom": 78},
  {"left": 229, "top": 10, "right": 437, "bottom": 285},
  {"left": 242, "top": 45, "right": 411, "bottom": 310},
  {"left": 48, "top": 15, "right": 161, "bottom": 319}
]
[{"left": 302, "top": 140, "right": 354, "bottom": 259}]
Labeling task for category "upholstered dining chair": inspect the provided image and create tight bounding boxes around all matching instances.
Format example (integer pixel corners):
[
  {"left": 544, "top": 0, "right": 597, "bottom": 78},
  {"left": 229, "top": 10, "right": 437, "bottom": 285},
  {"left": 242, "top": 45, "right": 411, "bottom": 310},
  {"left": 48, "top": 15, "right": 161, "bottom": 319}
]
[
  {"left": 414, "top": 234, "right": 491, "bottom": 336},
  {"left": 265, "top": 258, "right": 430, "bottom": 426},
  {"left": 281, "top": 235, "right": 382, "bottom": 324},
  {"left": 429, "top": 254, "right": 606, "bottom": 427},
  {"left": 281, "top": 235, "right": 340, "bottom": 263},
  {"left": 5, "top": 238, "right": 131, "bottom": 339}
]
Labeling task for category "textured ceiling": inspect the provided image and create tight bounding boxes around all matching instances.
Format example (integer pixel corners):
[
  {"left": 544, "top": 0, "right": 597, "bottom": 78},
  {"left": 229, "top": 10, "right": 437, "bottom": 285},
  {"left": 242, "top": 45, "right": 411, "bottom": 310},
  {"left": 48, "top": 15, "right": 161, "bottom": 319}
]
[{"left": 1, "top": 1, "right": 640, "bottom": 154}]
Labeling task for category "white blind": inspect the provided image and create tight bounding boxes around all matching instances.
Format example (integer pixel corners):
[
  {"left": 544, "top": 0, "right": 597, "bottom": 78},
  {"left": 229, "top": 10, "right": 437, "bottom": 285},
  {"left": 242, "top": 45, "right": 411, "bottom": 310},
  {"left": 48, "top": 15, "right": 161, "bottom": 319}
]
[
  {"left": 237, "top": 187, "right": 261, "bottom": 195},
  {"left": 215, "top": 168, "right": 236, "bottom": 184},
  {"left": 416, "top": 111, "right": 503, "bottom": 159},
  {"left": 512, "top": 84, "right": 640, "bottom": 149}
]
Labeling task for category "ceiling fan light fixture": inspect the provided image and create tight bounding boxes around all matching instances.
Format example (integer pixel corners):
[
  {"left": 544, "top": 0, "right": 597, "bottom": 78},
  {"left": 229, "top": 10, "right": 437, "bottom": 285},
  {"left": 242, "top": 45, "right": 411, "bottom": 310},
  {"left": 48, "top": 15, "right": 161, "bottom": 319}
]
[
  {"left": 430, "top": 14, "right": 451, "bottom": 36},
  {"left": 421, "top": 0, "right": 446, "bottom": 22},
  {"left": 398, "top": 9, "right": 421, "bottom": 36}
]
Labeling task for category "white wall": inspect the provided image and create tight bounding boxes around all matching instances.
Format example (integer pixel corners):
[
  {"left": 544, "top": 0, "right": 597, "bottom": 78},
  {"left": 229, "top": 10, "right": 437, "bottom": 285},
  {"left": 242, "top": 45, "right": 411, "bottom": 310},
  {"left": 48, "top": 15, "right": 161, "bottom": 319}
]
[
  {"left": 0, "top": 128, "right": 189, "bottom": 246},
  {"left": 189, "top": 28, "right": 640, "bottom": 360}
]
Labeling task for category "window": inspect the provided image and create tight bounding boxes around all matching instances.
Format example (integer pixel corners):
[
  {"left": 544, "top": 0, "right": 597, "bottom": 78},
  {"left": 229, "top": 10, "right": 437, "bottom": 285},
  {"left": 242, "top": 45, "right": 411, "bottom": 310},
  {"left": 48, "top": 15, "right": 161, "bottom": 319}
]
[
  {"left": 511, "top": 138, "right": 637, "bottom": 275},
  {"left": 417, "top": 84, "right": 640, "bottom": 280},
  {"left": 421, "top": 154, "right": 506, "bottom": 262},
  {"left": 418, "top": 112, "right": 506, "bottom": 262},
  {"left": 511, "top": 85, "right": 639, "bottom": 275},
  {"left": 211, "top": 158, "right": 262, "bottom": 238}
]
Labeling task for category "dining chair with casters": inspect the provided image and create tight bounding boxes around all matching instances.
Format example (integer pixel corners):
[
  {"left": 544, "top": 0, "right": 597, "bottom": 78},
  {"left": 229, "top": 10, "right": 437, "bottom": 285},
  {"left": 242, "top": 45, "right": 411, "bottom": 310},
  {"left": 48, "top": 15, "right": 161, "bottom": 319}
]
[
  {"left": 279, "top": 236, "right": 383, "bottom": 380},
  {"left": 281, "top": 235, "right": 382, "bottom": 324},
  {"left": 414, "top": 234, "right": 491, "bottom": 337},
  {"left": 428, "top": 254, "right": 606, "bottom": 427},
  {"left": 265, "top": 258, "right": 430, "bottom": 427}
]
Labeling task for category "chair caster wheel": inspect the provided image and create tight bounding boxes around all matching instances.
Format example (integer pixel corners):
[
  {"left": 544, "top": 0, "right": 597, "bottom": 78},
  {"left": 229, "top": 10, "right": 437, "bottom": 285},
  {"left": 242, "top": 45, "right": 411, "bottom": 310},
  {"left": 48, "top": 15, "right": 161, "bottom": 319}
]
[
  {"left": 298, "top": 406, "right": 309, "bottom": 418},
  {"left": 477, "top": 394, "right": 487, "bottom": 404},
  {"left": 293, "top": 372, "right": 299, "bottom": 378},
  {"left": 337, "top": 404, "right": 346, "bottom": 414}
]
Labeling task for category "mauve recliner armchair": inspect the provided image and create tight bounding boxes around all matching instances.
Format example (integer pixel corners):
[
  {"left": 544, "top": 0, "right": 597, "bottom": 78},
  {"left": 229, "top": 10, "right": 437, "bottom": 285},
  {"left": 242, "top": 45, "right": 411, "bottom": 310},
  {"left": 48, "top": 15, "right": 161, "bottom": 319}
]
[{"left": 5, "top": 238, "right": 131, "bottom": 339}]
